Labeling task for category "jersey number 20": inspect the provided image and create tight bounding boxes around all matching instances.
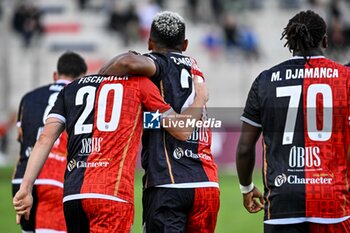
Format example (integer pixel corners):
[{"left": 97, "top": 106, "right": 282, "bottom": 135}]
[{"left": 75, "top": 84, "right": 123, "bottom": 135}]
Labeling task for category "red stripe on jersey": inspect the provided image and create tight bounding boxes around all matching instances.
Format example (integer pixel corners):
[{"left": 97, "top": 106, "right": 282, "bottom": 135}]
[
  {"left": 303, "top": 58, "right": 350, "bottom": 218},
  {"left": 190, "top": 58, "right": 218, "bottom": 183},
  {"left": 197, "top": 126, "right": 218, "bottom": 183}
]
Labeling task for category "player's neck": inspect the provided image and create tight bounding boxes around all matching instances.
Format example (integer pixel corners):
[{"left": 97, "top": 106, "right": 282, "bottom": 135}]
[
  {"left": 56, "top": 75, "right": 76, "bottom": 83},
  {"left": 152, "top": 47, "right": 182, "bottom": 54},
  {"left": 293, "top": 48, "right": 324, "bottom": 57}
]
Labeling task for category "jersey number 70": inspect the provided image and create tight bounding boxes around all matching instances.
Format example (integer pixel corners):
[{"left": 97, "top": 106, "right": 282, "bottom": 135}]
[{"left": 276, "top": 84, "right": 332, "bottom": 145}]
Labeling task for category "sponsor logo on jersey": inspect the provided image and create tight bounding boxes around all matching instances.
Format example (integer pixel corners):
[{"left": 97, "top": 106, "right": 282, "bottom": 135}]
[
  {"left": 143, "top": 110, "right": 161, "bottom": 129},
  {"left": 76, "top": 161, "right": 109, "bottom": 168},
  {"left": 172, "top": 147, "right": 212, "bottom": 161},
  {"left": 67, "top": 158, "right": 109, "bottom": 171},
  {"left": 80, "top": 137, "right": 103, "bottom": 155},
  {"left": 173, "top": 147, "right": 184, "bottom": 159},
  {"left": 67, "top": 159, "right": 77, "bottom": 172},
  {"left": 186, "top": 127, "right": 209, "bottom": 144},
  {"left": 274, "top": 174, "right": 287, "bottom": 187},
  {"left": 274, "top": 173, "right": 332, "bottom": 187},
  {"left": 288, "top": 146, "right": 321, "bottom": 169}
]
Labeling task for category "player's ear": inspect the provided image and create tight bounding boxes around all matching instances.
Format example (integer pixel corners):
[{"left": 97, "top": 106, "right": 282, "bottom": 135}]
[
  {"left": 182, "top": 39, "right": 188, "bottom": 52},
  {"left": 322, "top": 35, "right": 328, "bottom": 49},
  {"left": 148, "top": 38, "right": 154, "bottom": 51},
  {"left": 53, "top": 71, "right": 59, "bottom": 81}
]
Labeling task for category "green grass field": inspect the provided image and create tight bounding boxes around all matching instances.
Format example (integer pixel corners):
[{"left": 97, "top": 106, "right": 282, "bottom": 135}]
[{"left": 0, "top": 166, "right": 264, "bottom": 233}]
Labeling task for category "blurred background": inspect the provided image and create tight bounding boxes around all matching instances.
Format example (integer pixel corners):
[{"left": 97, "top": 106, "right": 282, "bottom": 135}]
[{"left": 1, "top": 0, "right": 350, "bottom": 232}]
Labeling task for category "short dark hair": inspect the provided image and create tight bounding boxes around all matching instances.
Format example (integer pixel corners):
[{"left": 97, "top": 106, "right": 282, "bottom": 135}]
[
  {"left": 57, "top": 51, "right": 87, "bottom": 78},
  {"left": 150, "top": 11, "right": 186, "bottom": 50},
  {"left": 281, "top": 10, "right": 326, "bottom": 61}
]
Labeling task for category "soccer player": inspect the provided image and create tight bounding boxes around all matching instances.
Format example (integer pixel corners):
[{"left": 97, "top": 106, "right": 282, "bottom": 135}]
[
  {"left": 12, "top": 52, "right": 87, "bottom": 233},
  {"left": 236, "top": 10, "right": 350, "bottom": 233},
  {"left": 13, "top": 52, "right": 209, "bottom": 233},
  {"left": 100, "top": 11, "right": 220, "bottom": 233}
]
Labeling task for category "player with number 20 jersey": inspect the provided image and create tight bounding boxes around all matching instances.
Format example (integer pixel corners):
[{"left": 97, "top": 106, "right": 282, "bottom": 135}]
[{"left": 47, "top": 75, "right": 172, "bottom": 231}]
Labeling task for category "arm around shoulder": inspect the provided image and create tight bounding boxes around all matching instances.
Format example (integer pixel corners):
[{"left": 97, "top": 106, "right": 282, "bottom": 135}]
[{"left": 99, "top": 52, "right": 156, "bottom": 77}]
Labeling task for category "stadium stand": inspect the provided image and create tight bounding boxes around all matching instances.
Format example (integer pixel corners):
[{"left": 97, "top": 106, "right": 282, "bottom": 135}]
[{"left": 1, "top": 0, "right": 350, "bottom": 167}]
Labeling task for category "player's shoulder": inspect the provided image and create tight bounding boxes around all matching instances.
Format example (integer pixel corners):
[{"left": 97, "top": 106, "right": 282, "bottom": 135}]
[
  {"left": 256, "top": 57, "right": 306, "bottom": 82},
  {"left": 146, "top": 52, "right": 195, "bottom": 63},
  {"left": 130, "top": 76, "right": 153, "bottom": 87},
  {"left": 22, "top": 83, "right": 53, "bottom": 100},
  {"left": 321, "top": 58, "right": 350, "bottom": 76}
]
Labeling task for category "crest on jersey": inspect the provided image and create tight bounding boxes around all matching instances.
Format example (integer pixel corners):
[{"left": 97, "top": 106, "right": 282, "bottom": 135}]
[{"left": 143, "top": 110, "right": 161, "bottom": 129}]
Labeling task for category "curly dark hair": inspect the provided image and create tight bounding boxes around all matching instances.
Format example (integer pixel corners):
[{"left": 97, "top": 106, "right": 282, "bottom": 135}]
[
  {"left": 150, "top": 11, "right": 186, "bottom": 50},
  {"left": 281, "top": 10, "right": 326, "bottom": 63}
]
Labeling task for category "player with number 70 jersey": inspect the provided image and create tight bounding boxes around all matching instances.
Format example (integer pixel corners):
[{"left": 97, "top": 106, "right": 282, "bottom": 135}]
[{"left": 241, "top": 55, "right": 350, "bottom": 223}]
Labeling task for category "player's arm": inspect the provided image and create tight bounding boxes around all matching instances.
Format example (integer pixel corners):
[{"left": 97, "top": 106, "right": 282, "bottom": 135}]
[
  {"left": 142, "top": 75, "right": 208, "bottom": 141},
  {"left": 236, "top": 122, "right": 264, "bottom": 213},
  {"left": 13, "top": 117, "right": 64, "bottom": 223},
  {"left": 16, "top": 98, "right": 24, "bottom": 143},
  {"left": 162, "top": 75, "right": 208, "bottom": 141},
  {"left": 99, "top": 52, "right": 156, "bottom": 77}
]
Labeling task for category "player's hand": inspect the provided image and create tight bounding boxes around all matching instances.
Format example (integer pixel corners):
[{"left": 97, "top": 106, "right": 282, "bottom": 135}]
[
  {"left": 13, "top": 188, "right": 33, "bottom": 224},
  {"left": 243, "top": 186, "right": 264, "bottom": 213},
  {"left": 193, "top": 75, "right": 209, "bottom": 105}
]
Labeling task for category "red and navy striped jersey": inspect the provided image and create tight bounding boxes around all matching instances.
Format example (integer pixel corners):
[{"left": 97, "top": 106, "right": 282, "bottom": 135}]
[
  {"left": 13, "top": 80, "right": 69, "bottom": 187},
  {"left": 48, "top": 75, "right": 171, "bottom": 204},
  {"left": 242, "top": 56, "right": 350, "bottom": 223},
  {"left": 142, "top": 52, "right": 219, "bottom": 188}
]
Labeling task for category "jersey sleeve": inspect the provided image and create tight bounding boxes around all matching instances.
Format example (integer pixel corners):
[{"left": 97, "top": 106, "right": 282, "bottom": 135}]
[
  {"left": 140, "top": 77, "right": 171, "bottom": 113},
  {"left": 241, "top": 77, "right": 262, "bottom": 127},
  {"left": 16, "top": 96, "right": 24, "bottom": 128},
  {"left": 144, "top": 53, "right": 167, "bottom": 83},
  {"left": 47, "top": 88, "right": 66, "bottom": 124}
]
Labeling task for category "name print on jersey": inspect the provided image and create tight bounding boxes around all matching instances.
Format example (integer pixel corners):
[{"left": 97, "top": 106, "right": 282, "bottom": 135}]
[
  {"left": 271, "top": 68, "right": 339, "bottom": 82},
  {"left": 170, "top": 56, "right": 201, "bottom": 72}
]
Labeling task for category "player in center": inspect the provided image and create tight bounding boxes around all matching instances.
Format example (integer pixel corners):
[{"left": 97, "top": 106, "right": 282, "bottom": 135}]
[{"left": 100, "top": 11, "right": 220, "bottom": 232}]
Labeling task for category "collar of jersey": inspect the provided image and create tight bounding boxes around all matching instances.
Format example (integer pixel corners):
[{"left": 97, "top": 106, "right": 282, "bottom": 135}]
[
  {"left": 55, "top": 79, "right": 72, "bottom": 85},
  {"left": 289, "top": 55, "right": 325, "bottom": 60},
  {"left": 169, "top": 51, "right": 184, "bottom": 56}
]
